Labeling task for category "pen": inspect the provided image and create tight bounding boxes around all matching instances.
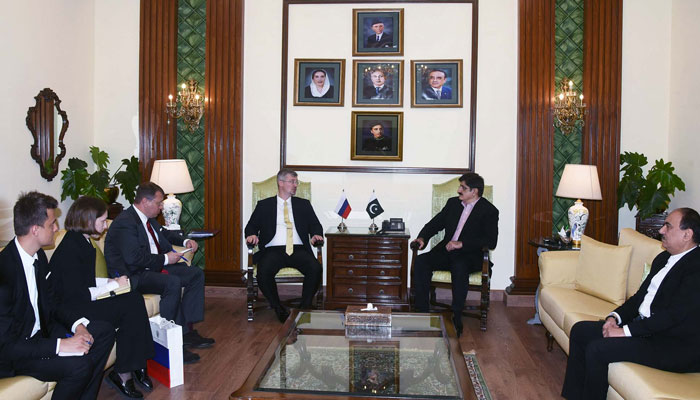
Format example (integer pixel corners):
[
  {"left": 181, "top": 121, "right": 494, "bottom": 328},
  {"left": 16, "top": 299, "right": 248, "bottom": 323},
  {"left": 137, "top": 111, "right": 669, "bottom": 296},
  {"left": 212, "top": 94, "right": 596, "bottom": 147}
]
[
  {"left": 66, "top": 333, "right": 91, "bottom": 345},
  {"left": 172, "top": 249, "right": 188, "bottom": 263}
]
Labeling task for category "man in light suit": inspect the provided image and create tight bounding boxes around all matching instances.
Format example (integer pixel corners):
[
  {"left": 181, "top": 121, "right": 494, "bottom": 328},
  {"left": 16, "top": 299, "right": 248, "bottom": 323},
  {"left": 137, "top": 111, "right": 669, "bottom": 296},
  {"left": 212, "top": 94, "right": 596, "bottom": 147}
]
[
  {"left": 244, "top": 168, "right": 323, "bottom": 323},
  {"left": 412, "top": 172, "right": 499, "bottom": 337},
  {"left": 365, "top": 19, "right": 393, "bottom": 48},
  {"left": 421, "top": 69, "right": 453, "bottom": 100},
  {"left": 0, "top": 192, "right": 114, "bottom": 400},
  {"left": 562, "top": 207, "right": 700, "bottom": 400},
  {"left": 105, "top": 182, "right": 214, "bottom": 364}
]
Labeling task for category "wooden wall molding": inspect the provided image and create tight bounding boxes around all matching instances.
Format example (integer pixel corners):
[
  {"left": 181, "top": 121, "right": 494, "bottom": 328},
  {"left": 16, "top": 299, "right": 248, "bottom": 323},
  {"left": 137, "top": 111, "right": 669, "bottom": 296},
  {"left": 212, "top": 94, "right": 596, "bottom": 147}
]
[
  {"left": 139, "top": 0, "right": 178, "bottom": 177},
  {"left": 509, "top": 0, "right": 556, "bottom": 296},
  {"left": 581, "top": 0, "right": 622, "bottom": 245},
  {"left": 204, "top": 0, "right": 245, "bottom": 285}
]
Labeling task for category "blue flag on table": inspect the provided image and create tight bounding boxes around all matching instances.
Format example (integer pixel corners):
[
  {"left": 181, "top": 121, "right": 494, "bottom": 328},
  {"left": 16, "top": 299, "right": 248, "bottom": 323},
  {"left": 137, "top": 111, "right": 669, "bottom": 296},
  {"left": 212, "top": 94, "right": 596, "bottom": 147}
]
[
  {"left": 335, "top": 191, "right": 352, "bottom": 219},
  {"left": 366, "top": 191, "right": 384, "bottom": 219}
]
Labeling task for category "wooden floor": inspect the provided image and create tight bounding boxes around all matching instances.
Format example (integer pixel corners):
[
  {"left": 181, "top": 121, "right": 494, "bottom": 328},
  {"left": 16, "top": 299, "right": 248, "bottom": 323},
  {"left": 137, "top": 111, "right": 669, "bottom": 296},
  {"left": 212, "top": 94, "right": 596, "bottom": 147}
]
[{"left": 96, "top": 289, "right": 568, "bottom": 400}]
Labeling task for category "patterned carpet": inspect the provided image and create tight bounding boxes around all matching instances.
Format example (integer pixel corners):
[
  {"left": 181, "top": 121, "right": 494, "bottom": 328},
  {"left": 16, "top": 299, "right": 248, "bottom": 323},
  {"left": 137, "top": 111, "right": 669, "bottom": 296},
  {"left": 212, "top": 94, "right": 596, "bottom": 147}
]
[{"left": 464, "top": 351, "right": 493, "bottom": 400}]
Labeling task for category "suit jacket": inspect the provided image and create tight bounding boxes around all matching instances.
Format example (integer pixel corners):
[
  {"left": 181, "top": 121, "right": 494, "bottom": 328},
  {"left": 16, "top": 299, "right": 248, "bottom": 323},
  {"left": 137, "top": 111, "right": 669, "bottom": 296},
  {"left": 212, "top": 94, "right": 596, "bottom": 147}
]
[
  {"left": 366, "top": 32, "right": 393, "bottom": 48},
  {"left": 104, "top": 206, "right": 186, "bottom": 277},
  {"left": 244, "top": 196, "right": 322, "bottom": 264},
  {"left": 0, "top": 241, "right": 80, "bottom": 377},
  {"left": 362, "top": 84, "right": 393, "bottom": 100},
  {"left": 614, "top": 247, "right": 700, "bottom": 341},
  {"left": 422, "top": 85, "right": 452, "bottom": 100},
  {"left": 418, "top": 196, "right": 499, "bottom": 270},
  {"left": 48, "top": 230, "right": 104, "bottom": 306}
]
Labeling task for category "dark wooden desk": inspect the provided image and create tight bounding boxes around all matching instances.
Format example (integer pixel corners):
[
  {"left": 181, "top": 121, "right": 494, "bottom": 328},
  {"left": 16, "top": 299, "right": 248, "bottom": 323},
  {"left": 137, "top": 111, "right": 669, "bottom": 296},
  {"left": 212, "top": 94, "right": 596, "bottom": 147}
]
[{"left": 324, "top": 227, "right": 410, "bottom": 311}]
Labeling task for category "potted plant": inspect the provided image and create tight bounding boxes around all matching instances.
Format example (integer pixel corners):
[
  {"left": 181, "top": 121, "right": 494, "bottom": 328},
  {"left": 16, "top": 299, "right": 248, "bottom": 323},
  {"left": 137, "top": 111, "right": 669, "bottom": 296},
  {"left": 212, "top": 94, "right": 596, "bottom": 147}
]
[
  {"left": 60, "top": 146, "right": 141, "bottom": 205},
  {"left": 617, "top": 151, "right": 685, "bottom": 238}
]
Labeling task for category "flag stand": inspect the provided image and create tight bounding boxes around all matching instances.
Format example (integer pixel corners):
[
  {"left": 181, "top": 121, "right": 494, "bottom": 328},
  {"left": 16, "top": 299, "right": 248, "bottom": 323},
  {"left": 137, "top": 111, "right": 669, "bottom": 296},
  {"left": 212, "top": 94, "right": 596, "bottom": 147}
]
[
  {"left": 368, "top": 218, "right": 378, "bottom": 233},
  {"left": 337, "top": 219, "right": 347, "bottom": 232}
]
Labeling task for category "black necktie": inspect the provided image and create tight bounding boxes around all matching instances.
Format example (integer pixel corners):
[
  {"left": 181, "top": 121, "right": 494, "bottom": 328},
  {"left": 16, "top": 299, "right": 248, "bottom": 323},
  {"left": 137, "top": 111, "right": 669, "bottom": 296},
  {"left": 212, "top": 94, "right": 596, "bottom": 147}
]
[{"left": 33, "top": 260, "right": 48, "bottom": 337}]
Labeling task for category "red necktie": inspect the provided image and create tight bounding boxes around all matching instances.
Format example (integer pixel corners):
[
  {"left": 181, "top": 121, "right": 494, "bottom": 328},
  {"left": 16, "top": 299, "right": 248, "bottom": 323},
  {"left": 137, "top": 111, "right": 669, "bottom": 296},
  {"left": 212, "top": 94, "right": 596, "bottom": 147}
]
[{"left": 146, "top": 221, "right": 169, "bottom": 274}]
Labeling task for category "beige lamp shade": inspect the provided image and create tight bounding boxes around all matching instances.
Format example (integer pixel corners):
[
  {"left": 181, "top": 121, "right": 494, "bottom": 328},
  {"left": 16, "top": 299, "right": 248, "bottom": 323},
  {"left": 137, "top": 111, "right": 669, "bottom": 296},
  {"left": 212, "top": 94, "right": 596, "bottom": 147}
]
[
  {"left": 555, "top": 164, "right": 602, "bottom": 200},
  {"left": 150, "top": 159, "right": 194, "bottom": 194}
]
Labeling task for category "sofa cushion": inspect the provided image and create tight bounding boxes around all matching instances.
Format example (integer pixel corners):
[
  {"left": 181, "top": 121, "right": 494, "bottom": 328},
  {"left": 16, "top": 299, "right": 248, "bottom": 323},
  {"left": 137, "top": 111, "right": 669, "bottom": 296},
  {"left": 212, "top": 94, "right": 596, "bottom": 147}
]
[
  {"left": 575, "top": 236, "right": 632, "bottom": 306},
  {"left": 540, "top": 286, "right": 617, "bottom": 331},
  {"left": 618, "top": 228, "right": 664, "bottom": 299},
  {"left": 608, "top": 361, "right": 700, "bottom": 400},
  {"left": 0, "top": 376, "right": 49, "bottom": 400}
]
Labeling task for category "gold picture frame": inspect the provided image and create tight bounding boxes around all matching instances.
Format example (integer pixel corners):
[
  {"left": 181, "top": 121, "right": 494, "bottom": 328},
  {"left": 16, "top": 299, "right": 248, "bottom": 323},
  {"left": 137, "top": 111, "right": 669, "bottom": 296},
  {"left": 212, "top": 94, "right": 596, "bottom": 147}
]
[
  {"left": 352, "top": 60, "right": 404, "bottom": 107},
  {"left": 293, "top": 58, "right": 345, "bottom": 106},
  {"left": 351, "top": 111, "right": 403, "bottom": 161},
  {"left": 411, "top": 59, "right": 464, "bottom": 108},
  {"left": 352, "top": 8, "right": 404, "bottom": 56}
]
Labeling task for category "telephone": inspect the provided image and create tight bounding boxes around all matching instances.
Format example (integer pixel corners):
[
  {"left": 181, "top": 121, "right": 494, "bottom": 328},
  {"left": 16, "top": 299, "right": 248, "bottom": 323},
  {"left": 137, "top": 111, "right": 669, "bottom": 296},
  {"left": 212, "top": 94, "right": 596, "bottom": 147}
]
[{"left": 381, "top": 218, "right": 405, "bottom": 233}]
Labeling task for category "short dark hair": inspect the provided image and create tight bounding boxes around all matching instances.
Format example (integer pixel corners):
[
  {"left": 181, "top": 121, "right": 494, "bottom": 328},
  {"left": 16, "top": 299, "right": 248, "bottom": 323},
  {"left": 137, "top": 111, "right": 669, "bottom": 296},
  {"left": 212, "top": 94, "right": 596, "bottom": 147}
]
[
  {"left": 428, "top": 69, "right": 447, "bottom": 79},
  {"left": 369, "top": 67, "right": 386, "bottom": 77},
  {"left": 459, "top": 172, "right": 485, "bottom": 197},
  {"left": 310, "top": 69, "right": 326, "bottom": 78},
  {"left": 13, "top": 191, "right": 58, "bottom": 236},
  {"left": 369, "top": 121, "right": 384, "bottom": 130},
  {"left": 677, "top": 207, "right": 700, "bottom": 244},
  {"left": 134, "top": 181, "right": 164, "bottom": 204},
  {"left": 277, "top": 168, "right": 298, "bottom": 182},
  {"left": 65, "top": 196, "right": 107, "bottom": 235}
]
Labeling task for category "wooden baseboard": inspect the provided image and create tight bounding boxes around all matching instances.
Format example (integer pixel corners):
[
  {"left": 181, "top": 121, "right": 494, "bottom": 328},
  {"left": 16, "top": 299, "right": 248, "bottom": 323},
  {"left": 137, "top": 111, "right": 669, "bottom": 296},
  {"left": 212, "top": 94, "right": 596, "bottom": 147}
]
[{"left": 503, "top": 291, "right": 535, "bottom": 307}]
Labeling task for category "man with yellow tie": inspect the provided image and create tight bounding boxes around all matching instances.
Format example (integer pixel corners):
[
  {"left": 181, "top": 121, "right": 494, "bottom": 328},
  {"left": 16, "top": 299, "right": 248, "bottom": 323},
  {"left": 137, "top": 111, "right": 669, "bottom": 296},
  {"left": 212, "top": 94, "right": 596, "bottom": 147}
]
[{"left": 245, "top": 169, "right": 324, "bottom": 323}]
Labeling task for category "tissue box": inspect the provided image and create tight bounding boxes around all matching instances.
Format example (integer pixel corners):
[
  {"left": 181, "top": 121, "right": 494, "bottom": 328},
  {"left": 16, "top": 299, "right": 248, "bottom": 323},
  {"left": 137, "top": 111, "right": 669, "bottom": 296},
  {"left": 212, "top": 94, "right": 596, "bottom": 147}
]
[
  {"left": 345, "top": 305, "right": 392, "bottom": 326},
  {"left": 345, "top": 324, "right": 392, "bottom": 339}
]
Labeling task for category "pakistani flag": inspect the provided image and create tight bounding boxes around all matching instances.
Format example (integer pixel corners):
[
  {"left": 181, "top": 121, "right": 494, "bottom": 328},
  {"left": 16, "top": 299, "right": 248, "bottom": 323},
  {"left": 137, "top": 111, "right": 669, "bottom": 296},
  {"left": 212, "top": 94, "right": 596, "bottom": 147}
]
[{"left": 366, "top": 191, "right": 385, "bottom": 219}]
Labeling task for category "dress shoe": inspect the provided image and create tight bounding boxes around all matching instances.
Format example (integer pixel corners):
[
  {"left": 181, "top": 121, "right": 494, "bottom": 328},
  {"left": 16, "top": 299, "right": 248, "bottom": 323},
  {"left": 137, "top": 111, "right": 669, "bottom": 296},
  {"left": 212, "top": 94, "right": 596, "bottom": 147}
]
[
  {"left": 183, "top": 329, "right": 215, "bottom": 349},
  {"left": 183, "top": 348, "right": 200, "bottom": 364},
  {"left": 452, "top": 315, "right": 464, "bottom": 338},
  {"left": 273, "top": 305, "right": 290, "bottom": 323},
  {"left": 132, "top": 368, "right": 153, "bottom": 391},
  {"left": 105, "top": 370, "right": 143, "bottom": 398}
]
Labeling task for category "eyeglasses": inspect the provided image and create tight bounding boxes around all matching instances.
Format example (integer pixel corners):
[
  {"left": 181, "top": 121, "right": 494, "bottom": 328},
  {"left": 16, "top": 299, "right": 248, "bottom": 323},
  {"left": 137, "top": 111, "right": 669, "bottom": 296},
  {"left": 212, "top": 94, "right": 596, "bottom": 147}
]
[{"left": 281, "top": 179, "right": 299, "bottom": 185}]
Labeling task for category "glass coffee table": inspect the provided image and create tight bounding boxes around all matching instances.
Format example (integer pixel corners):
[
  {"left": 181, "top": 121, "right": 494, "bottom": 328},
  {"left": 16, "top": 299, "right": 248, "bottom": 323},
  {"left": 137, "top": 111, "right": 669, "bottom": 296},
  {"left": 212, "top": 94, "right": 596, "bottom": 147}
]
[{"left": 231, "top": 310, "right": 475, "bottom": 399}]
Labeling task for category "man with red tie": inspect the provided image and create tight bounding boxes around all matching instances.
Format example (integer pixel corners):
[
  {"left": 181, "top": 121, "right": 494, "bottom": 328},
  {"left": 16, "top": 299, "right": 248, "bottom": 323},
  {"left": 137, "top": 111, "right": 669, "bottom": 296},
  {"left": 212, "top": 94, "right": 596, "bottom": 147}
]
[
  {"left": 411, "top": 172, "right": 499, "bottom": 337},
  {"left": 105, "top": 182, "right": 213, "bottom": 364}
]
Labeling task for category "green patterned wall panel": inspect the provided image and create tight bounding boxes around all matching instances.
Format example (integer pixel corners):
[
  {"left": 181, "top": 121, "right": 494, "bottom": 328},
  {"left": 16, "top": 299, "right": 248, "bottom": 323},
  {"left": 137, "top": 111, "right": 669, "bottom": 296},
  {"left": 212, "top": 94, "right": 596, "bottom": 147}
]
[
  {"left": 553, "top": 0, "right": 583, "bottom": 234},
  {"left": 177, "top": 0, "right": 206, "bottom": 267}
]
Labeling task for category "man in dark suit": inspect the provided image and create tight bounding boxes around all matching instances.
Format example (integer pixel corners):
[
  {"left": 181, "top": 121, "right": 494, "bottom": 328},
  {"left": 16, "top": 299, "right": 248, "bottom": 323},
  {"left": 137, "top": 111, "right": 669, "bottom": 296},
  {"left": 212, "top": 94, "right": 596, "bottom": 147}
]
[
  {"left": 421, "top": 69, "right": 453, "bottom": 100},
  {"left": 0, "top": 191, "right": 114, "bottom": 400},
  {"left": 244, "top": 168, "right": 323, "bottom": 323},
  {"left": 104, "top": 182, "right": 213, "bottom": 364},
  {"left": 412, "top": 172, "right": 499, "bottom": 336},
  {"left": 365, "top": 19, "right": 393, "bottom": 48},
  {"left": 562, "top": 207, "right": 700, "bottom": 400},
  {"left": 362, "top": 68, "right": 393, "bottom": 100}
]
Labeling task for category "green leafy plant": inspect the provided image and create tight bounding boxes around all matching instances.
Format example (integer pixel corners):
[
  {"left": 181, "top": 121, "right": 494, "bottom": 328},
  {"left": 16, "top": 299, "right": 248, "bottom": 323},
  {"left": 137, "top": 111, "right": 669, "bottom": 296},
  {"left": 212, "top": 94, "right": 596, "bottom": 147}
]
[
  {"left": 617, "top": 151, "right": 685, "bottom": 219},
  {"left": 60, "top": 146, "right": 141, "bottom": 203}
]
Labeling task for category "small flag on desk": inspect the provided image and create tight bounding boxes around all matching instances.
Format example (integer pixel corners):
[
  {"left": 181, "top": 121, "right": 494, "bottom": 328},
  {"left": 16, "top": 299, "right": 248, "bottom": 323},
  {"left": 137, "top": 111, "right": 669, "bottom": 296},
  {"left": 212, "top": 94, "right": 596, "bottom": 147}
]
[
  {"left": 335, "top": 191, "right": 352, "bottom": 218},
  {"left": 366, "top": 191, "right": 384, "bottom": 219}
]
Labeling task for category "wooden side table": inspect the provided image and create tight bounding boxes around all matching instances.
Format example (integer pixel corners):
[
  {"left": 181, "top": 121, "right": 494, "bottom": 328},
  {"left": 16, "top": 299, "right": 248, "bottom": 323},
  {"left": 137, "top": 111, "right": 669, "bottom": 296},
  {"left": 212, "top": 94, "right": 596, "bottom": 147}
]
[{"left": 324, "top": 227, "right": 410, "bottom": 311}]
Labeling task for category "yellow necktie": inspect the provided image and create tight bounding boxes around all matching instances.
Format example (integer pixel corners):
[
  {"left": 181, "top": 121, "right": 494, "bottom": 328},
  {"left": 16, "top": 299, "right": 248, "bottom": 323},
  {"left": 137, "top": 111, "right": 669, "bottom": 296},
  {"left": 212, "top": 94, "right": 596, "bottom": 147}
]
[
  {"left": 90, "top": 238, "right": 109, "bottom": 278},
  {"left": 284, "top": 201, "right": 293, "bottom": 255}
]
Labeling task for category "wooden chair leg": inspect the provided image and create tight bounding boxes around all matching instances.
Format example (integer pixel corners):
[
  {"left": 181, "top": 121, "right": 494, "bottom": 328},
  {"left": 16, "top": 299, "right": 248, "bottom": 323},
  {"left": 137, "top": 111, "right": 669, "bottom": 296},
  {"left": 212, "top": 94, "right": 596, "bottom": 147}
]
[
  {"left": 546, "top": 330, "right": 554, "bottom": 352},
  {"left": 247, "top": 273, "right": 255, "bottom": 322}
]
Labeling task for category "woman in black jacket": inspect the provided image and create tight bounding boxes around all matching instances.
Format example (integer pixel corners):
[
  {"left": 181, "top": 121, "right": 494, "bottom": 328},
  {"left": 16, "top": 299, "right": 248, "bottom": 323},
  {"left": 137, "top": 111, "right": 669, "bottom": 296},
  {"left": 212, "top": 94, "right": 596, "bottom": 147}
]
[{"left": 49, "top": 196, "right": 155, "bottom": 398}]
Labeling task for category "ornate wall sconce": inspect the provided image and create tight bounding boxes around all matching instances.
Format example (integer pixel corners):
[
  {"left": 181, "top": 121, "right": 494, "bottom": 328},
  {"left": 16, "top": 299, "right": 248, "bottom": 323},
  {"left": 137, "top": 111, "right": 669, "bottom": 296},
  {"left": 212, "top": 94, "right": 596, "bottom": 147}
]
[
  {"left": 166, "top": 79, "right": 204, "bottom": 133},
  {"left": 553, "top": 78, "right": 586, "bottom": 135}
]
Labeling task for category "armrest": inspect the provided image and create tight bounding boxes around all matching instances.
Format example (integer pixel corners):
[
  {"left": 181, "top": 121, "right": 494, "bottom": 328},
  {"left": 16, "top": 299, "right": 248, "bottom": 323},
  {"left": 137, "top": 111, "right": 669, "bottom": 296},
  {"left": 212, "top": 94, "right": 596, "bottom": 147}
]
[{"left": 539, "top": 250, "right": 579, "bottom": 288}]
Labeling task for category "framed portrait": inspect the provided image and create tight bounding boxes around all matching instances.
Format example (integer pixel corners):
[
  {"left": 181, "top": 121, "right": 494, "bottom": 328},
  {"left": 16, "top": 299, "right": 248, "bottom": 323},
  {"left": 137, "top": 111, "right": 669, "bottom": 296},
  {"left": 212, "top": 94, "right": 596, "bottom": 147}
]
[
  {"left": 353, "top": 9, "right": 404, "bottom": 56},
  {"left": 352, "top": 60, "right": 404, "bottom": 107},
  {"left": 293, "top": 59, "right": 345, "bottom": 106},
  {"left": 351, "top": 111, "right": 403, "bottom": 161},
  {"left": 348, "top": 341, "right": 400, "bottom": 394},
  {"left": 411, "top": 60, "right": 464, "bottom": 108}
]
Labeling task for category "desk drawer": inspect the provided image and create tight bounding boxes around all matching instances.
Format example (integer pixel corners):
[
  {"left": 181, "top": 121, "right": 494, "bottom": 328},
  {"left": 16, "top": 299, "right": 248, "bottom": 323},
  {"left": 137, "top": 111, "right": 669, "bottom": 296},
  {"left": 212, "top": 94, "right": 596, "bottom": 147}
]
[
  {"left": 367, "top": 252, "right": 402, "bottom": 263},
  {"left": 334, "top": 266, "right": 367, "bottom": 278},
  {"left": 367, "top": 284, "right": 400, "bottom": 299},
  {"left": 332, "top": 251, "right": 368, "bottom": 263},
  {"left": 366, "top": 267, "right": 401, "bottom": 278},
  {"left": 333, "top": 283, "right": 366, "bottom": 298}
]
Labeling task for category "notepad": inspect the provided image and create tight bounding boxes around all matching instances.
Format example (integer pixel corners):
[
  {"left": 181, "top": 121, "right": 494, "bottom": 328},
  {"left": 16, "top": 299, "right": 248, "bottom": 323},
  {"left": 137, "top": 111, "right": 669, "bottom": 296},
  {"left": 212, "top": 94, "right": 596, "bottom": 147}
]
[{"left": 96, "top": 281, "right": 131, "bottom": 300}]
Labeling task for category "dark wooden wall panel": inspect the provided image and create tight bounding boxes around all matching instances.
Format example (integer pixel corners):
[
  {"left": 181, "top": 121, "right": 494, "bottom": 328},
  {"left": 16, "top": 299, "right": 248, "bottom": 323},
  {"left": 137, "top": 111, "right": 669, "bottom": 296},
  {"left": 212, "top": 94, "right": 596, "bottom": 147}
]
[
  {"left": 204, "top": 0, "right": 244, "bottom": 285},
  {"left": 509, "top": 0, "right": 556, "bottom": 295},
  {"left": 139, "top": 0, "right": 178, "bottom": 177},
  {"left": 582, "top": 0, "right": 622, "bottom": 245}
]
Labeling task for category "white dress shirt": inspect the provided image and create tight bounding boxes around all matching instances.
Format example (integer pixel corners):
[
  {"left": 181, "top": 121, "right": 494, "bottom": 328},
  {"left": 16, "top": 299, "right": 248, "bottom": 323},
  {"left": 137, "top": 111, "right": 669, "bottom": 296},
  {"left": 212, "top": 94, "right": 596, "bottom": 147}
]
[
  {"left": 134, "top": 206, "right": 191, "bottom": 265},
  {"left": 266, "top": 196, "right": 303, "bottom": 247}
]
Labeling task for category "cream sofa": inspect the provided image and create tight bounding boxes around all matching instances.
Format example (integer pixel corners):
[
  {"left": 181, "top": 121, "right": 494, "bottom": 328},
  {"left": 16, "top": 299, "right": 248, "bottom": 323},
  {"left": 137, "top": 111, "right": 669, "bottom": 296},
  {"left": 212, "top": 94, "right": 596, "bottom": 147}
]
[
  {"left": 0, "top": 228, "right": 168, "bottom": 400},
  {"left": 538, "top": 228, "right": 700, "bottom": 399}
]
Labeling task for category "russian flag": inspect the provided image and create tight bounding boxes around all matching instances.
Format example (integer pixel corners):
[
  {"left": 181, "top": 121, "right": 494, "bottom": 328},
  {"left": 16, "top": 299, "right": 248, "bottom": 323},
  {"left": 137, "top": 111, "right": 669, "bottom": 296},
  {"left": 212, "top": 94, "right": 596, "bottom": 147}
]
[{"left": 335, "top": 192, "right": 352, "bottom": 219}]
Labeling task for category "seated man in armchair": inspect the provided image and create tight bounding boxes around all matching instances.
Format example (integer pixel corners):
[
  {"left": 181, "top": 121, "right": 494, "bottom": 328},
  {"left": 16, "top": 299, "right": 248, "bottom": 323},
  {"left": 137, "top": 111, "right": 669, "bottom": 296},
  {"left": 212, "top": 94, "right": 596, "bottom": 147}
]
[
  {"left": 411, "top": 172, "right": 499, "bottom": 336},
  {"left": 244, "top": 168, "right": 323, "bottom": 323}
]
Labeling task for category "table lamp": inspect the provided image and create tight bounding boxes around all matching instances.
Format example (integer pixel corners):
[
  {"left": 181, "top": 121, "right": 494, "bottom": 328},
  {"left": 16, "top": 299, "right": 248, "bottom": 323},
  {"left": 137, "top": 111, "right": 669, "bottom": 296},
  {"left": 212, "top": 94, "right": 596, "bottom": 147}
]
[
  {"left": 555, "top": 164, "right": 602, "bottom": 248},
  {"left": 150, "top": 159, "right": 194, "bottom": 230}
]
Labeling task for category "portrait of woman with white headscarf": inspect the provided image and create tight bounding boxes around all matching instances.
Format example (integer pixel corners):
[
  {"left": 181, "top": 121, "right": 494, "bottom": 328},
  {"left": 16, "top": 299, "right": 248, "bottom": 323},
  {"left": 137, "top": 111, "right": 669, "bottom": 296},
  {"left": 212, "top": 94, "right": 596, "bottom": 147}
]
[{"left": 304, "top": 69, "right": 335, "bottom": 99}]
